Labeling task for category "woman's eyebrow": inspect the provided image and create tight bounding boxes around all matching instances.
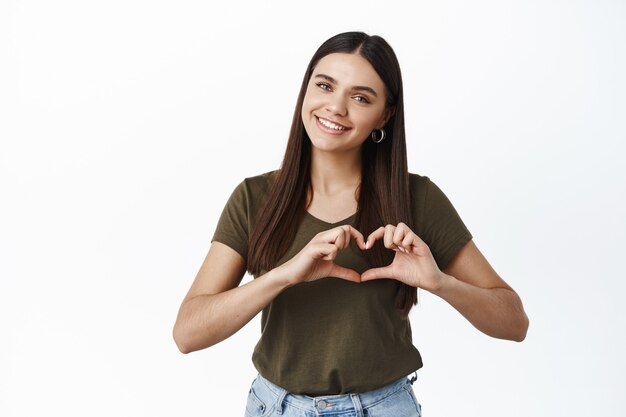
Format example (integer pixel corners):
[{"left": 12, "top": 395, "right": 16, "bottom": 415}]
[{"left": 314, "top": 73, "right": 378, "bottom": 97}]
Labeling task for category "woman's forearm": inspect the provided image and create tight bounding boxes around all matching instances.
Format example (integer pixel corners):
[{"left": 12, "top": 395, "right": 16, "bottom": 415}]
[
  {"left": 173, "top": 268, "right": 293, "bottom": 353},
  {"left": 431, "top": 272, "right": 529, "bottom": 341}
]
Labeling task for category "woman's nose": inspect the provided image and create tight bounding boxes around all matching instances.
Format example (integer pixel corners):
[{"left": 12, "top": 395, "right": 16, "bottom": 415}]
[{"left": 325, "top": 94, "right": 347, "bottom": 116}]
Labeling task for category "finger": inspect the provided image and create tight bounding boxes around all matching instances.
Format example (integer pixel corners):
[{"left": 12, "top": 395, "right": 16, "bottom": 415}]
[
  {"left": 395, "top": 222, "right": 419, "bottom": 249},
  {"left": 333, "top": 228, "right": 347, "bottom": 249},
  {"left": 361, "top": 265, "right": 394, "bottom": 282},
  {"left": 365, "top": 227, "right": 386, "bottom": 249},
  {"left": 383, "top": 224, "right": 397, "bottom": 250},
  {"left": 312, "top": 243, "right": 339, "bottom": 261},
  {"left": 348, "top": 226, "right": 365, "bottom": 249},
  {"left": 327, "top": 265, "right": 361, "bottom": 283},
  {"left": 315, "top": 227, "right": 345, "bottom": 249},
  {"left": 405, "top": 232, "right": 428, "bottom": 255},
  {"left": 392, "top": 225, "right": 407, "bottom": 248},
  {"left": 401, "top": 232, "right": 418, "bottom": 250},
  {"left": 343, "top": 225, "right": 365, "bottom": 250},
  {"left": 318, "top": 225, "right": 365, "bottom": 250}
]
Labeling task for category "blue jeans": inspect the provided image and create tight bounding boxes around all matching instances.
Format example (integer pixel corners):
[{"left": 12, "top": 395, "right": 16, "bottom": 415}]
[{"left": 244, "top": 373, "right": 422, "bottom": 417}]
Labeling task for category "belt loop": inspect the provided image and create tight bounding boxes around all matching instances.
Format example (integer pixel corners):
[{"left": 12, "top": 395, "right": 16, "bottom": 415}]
[
  {"left": 409, "top": 371, "right": 418, "bottom": 385},
  {"left": 350, "top": 393, "right": 365, "bottom": 417},
  {"left": 275, "top": 388, "right": 288, "bottom": 415}
]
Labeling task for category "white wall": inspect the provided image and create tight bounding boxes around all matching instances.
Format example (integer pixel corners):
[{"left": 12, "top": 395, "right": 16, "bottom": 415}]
[{"left": 1, "top": 1, "right": 624, "bottom": 416}]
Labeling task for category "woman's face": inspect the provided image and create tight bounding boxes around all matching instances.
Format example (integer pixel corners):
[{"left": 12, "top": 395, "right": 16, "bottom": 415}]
[{"left": 301, "top": 53, "right": 391, "bottom": 155}]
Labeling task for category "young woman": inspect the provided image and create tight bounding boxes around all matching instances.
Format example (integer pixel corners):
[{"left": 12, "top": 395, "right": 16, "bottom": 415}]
[{"left": 173, "top": 32, "right": 529, "bottom": 417}]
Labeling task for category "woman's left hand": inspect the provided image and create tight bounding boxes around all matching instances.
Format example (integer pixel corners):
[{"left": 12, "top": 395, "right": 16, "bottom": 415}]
[{"left": 360, "top": 223, "right": 444, "bottom": 292}]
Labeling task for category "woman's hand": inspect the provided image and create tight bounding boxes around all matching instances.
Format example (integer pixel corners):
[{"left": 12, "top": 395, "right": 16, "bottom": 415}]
[
  {"left": 361, "top": 222, "right": 444, "bottom": 292},
  {"left": 277, "top": 225, "right": 366, "bottom": 286}
]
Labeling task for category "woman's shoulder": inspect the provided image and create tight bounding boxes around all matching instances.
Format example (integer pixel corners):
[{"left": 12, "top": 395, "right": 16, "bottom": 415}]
[
  {"left": 408, "top": 172, "right": 433, "bottom": 191},
  {"left": 227, "top": 170, "right": 278, "bottom": 205},
  {"left": 240, "top": 170, "right": 278, "bottom": 191},
  {"left": 408, "top": 172, "right": 459, "bottom": 203}
]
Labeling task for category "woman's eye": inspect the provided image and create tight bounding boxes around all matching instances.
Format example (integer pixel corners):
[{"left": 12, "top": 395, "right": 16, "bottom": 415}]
[
  {"left": 353, "top": 95, "right": 370, "bottom": 104},
  {"left": 316, "top": 82, "right": 332, "bottom": 91}
]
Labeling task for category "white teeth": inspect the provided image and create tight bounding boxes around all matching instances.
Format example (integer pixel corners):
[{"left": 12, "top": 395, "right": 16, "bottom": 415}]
[{"left": 318, "top": 117, "right": 346, "bottom": 131}]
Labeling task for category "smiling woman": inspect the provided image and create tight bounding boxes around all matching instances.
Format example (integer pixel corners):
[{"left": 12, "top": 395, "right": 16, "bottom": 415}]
[
  {"left": 173, "top": 31, "right": 529, "bottom": 417},
  {"left": 301, "top": 53, "right": 392, "bottom": 155}
]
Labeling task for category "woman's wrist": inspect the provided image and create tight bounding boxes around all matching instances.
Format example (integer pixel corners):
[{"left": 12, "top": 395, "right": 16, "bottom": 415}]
[
  {"left": 265, "top": 265, "right": 296, "bottom": 290},
  {"left": 428, "top": 271, "right": 455, "bottom": 297}
]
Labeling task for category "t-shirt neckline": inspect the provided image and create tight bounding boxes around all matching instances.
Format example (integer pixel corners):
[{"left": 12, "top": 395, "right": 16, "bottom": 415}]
[{"left": 304, "top": 210, "right": 357, "bottom": 227}]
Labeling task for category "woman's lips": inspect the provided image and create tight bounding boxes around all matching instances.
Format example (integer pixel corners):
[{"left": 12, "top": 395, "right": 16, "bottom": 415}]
[{"left": 315, "top": 116, "right": 351, "bottom": 135}]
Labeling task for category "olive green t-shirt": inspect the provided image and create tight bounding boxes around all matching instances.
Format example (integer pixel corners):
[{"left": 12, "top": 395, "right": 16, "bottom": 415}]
[{"left": 212, "top": 171, "right": 473, "bottom": 395}]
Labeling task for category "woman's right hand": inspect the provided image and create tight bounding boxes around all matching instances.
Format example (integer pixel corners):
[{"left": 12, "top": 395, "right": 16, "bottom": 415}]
[
  {"left": 173, "top": 226, "right": 364, "bottom": 352},
  {"left": 277, "top": 225, "right": 366, "bottom": 285}
]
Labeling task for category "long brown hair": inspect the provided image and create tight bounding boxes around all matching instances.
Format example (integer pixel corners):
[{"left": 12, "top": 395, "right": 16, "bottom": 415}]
[{"left": 247, "top": 32, "right": 416, "bottom": 319}]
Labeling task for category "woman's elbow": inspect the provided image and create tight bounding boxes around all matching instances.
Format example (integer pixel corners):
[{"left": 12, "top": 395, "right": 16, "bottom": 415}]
[
  {"left": 173, "top": 320, "right": 219, "bottom": 353},
  {"left": 172, "top": 314, "right": 209, "bottom": 354},
  {"left": 505, "top": 290, "right": 529, "bottom": 342},
  {"left": 173, "top": 324, "right": 193, "bottom": 354},
  {"left": 512, "top": 311, "right": 529, "bottom": 342}
]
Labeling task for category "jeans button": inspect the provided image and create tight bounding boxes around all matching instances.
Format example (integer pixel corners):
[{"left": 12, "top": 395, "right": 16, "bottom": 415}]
[{"left": 317, "top": 400, "right": 327, "bottom": 410}]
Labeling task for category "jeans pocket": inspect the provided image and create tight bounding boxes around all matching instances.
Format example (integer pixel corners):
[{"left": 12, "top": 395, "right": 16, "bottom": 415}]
[
  {"left": 402, "top": 385, "right": 422, "bottom": 416},
  {"left": 245, "top": 387, "right": 267, "bottom": 417},
  {"left": 365, "top": 385, "right": 421, "bottom": 417}
]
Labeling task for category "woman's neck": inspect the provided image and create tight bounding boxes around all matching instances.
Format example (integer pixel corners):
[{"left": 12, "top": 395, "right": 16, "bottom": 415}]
[{"left": 309, "top": 147, "right": 361, "bottom": 195}]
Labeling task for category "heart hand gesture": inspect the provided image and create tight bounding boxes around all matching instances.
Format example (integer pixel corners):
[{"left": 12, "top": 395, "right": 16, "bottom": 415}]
[
  {"left": 360, "top": 223, "right": 444, "bottom": 292},
  {"left": 277, "top": 225, "right": 366, "bottom": 285}
]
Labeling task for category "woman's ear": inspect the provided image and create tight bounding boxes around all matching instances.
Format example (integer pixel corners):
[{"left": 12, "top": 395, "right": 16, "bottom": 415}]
[{"left": 377, "top": 107, "right": 395, "bottom": 129}]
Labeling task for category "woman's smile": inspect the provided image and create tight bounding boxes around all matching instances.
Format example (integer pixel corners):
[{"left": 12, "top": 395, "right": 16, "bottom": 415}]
[
  {"left": 315, "top": 116, "right": 351, "bottom": 134},
  {"left": 301, "top": 52, "right": 391, "bottom": 153}
]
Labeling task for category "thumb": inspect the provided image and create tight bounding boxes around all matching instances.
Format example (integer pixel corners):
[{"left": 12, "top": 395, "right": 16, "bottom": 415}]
[
  {"left": 361, "top": 265, "right": 394, "bottom": 282},
  {"left": 327, "top": 264, "right": 362, "bottom": 283}
]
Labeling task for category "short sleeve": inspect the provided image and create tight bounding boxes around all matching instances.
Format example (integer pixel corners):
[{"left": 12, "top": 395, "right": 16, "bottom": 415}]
[
  {"left": 211, "top": 180, "right": 251, "bottom": 261},
  {"left": 210, "top": 171, "right": 275, "bottom": 262},
  {"left": 413, "top": 176, "right": 473, "bottom": 270}
]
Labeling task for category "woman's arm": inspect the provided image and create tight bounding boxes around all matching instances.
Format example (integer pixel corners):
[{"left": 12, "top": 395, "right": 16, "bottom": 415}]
[
  {"left": 172, "top": 242, "right": 293, "bottom": 353},
  {"left": 361, "top": 224, "right": 529, "bottom": 342},
  {"left": 437, "top": 240, "right": 529, "bottom": 342},
  {"left": 173, "top": 225, "right": 366, "bottom": 353}
]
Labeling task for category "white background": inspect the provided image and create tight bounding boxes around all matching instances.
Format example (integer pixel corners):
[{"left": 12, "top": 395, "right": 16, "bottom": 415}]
[{"left": 1, "top": 1, "right": 625, "bottom": 416}]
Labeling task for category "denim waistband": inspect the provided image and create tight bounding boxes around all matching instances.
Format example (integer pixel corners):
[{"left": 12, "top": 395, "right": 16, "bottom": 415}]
[{"left": 255, "top": 373, "right": 416, "bottom": 415}]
